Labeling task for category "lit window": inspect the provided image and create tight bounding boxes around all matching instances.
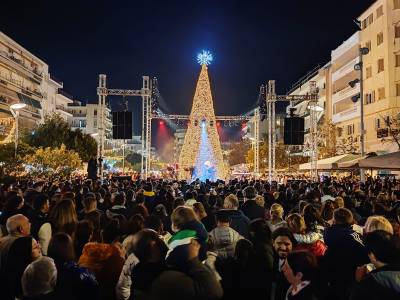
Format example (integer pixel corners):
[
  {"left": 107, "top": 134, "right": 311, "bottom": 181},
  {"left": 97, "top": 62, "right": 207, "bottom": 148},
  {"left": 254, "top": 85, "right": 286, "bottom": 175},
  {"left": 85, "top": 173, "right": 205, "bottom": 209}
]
[{"left": 378, "top": 87, "right": 385, "bottom": 100}]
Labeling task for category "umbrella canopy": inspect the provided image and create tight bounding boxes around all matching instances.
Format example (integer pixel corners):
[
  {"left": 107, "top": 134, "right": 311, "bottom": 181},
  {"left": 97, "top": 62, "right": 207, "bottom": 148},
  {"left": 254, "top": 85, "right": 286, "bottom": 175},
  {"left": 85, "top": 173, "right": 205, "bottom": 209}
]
[
  {"left": 299, "top": 154, "right": 359, "bottom": 171},
  {"left": 358, "top": 151, "right": 400, "bottom": 170}
]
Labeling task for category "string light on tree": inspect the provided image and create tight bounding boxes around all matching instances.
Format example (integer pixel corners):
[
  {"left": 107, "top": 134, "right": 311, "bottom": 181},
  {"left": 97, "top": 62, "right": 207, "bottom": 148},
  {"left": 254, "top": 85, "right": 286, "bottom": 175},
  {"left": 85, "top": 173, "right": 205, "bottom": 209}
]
[{"left": 179, "top": 51, "right": 226, "bottom": 180}]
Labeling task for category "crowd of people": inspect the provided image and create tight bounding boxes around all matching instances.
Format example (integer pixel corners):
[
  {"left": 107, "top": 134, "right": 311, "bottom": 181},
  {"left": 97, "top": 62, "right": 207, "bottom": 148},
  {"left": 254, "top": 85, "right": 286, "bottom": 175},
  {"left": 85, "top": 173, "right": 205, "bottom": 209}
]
[{"left": 0, "top": 176, "right": 400, "bottom": 300}]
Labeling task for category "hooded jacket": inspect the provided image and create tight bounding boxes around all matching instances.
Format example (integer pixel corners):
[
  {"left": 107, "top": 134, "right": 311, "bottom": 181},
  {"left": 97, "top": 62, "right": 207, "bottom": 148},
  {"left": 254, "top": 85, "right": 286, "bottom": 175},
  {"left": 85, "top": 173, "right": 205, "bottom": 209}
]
[{"left": 221, "top": 209, "right": 250, "bottom": 239}]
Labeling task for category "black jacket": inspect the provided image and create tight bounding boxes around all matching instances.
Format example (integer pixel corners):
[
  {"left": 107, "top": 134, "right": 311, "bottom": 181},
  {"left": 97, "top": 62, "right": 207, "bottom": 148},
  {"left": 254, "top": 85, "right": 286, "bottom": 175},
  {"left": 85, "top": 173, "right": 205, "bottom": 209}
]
[
  {"left": 350, "top": 263, "right": 400, "bottom": 300},
  {"left": 321, "top": 224, "right": 369, "bottom": 300},
  {"left": 150, "top": 258, "right": 223, "bottom": 300},
  {"left": 240, "top": 200, "right": 264, "bottom": 221}
]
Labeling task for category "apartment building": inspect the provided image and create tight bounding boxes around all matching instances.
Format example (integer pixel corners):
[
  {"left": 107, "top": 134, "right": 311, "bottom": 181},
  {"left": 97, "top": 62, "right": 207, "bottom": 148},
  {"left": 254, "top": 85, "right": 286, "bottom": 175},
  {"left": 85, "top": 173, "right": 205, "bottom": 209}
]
[
  {"left": 357, "top": 0, "right": 400, "bottom": 153},
  {"left": 0, "top": 31, "right": 48, "bottom": 140},
  {"left": 286, "top": 64, "right": 331, "bottom": 155}
]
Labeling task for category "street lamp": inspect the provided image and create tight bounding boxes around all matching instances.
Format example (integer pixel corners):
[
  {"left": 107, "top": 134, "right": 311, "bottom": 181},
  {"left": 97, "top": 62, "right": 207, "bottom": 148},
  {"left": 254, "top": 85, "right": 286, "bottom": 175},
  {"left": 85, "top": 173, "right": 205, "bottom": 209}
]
[
  {"left": 348, "top": 46, "right": 369, "bottom": 183},
  {"left": 10, "top": 102, "right": 27, "bottom": 158}
]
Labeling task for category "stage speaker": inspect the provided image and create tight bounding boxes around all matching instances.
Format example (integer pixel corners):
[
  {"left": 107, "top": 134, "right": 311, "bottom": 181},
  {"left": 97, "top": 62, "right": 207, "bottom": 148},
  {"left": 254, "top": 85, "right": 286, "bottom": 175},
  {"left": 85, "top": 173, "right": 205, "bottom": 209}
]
[
  {"left": 284, "top": 117, "right": 304, "bottom": 145},
  {"left": 112, "top": 111, "right": 133, "bottom": 139}
]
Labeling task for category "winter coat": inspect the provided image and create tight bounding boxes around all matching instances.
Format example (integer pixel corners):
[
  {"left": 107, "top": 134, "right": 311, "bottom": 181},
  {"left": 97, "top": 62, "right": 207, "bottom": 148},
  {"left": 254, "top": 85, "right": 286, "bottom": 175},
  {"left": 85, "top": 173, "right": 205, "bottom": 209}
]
[
  {"left": 54, "top": 260, "right": 100, "bottom": 300},
  {"left": 79, "top": 242, "right": 125, "bottom": 300},
  {"left": 321, "top": 224, "right": 369, "bottom": 300},
  {"left": 209, "top": 226, "right": 243, "bottom": 259},
  {"left": 240, "top": 200, "right": 265, "bottom": 220},
  {"left": 149, "top": 258, "right": 223, "bottom": 300},
  {"left": 221, "top": 209, "right": 250, "bottom": 239},
  {"left": 116, "top": 253, "right": 140, "bottom": 300},
  {"left": 349, "top": 263, "right": 400, "bottom": 300}
]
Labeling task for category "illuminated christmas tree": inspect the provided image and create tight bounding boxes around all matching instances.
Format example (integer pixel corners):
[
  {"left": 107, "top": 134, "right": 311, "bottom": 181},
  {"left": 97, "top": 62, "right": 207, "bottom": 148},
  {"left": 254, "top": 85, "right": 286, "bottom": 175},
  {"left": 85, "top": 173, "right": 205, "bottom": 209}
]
[{"left": 178, "top": 51, "right": 226, "bottom": 181}]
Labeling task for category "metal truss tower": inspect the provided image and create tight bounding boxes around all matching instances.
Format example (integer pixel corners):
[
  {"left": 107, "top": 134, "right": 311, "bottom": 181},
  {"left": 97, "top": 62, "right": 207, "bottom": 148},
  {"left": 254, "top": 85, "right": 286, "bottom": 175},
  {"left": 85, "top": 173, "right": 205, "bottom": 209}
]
[
  {"left": 97, "top": 75, "right": 151, "bottom": 179},
  {"left": 266, "top": 80, "right": 319, "bottom": 183}
]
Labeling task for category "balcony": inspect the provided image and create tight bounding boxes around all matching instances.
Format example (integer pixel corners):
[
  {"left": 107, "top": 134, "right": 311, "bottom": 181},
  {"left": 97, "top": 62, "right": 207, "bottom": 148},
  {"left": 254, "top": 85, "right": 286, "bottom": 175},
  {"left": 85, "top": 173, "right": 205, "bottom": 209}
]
[
  {"left": 56, "top": 105, "right": 73, "bottom": 116},
  {"left": 0, "top": 50, "right": 43, "bottom": 83},
  {"left": 332, "top": 83, "right": 360, "bottom": 104},
  {"left": 332, "top": 106, "right": 360, "bottom": 124},
  {"left": 332, "top": 56, "right": 359, "bottom": 82},
  {"left": 72, "top": 113, "right": 86, "bottom": 118},
  {"left": 331, "top": 32, "right": 360, "bottom": 62}
]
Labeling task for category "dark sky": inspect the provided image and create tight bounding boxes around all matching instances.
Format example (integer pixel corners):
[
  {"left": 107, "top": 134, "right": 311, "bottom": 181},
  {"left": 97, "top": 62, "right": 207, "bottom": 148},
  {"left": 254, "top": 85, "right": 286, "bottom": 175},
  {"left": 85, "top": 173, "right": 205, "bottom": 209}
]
[{"left": 1, "top": 0, "right": 375, "bottom": 138}]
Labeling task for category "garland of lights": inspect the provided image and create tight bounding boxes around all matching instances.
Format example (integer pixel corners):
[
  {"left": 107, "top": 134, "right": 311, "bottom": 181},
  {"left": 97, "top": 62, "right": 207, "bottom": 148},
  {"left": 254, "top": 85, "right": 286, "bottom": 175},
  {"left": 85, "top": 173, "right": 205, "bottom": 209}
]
[{"left": 178, "top": 53, "right": 227, "bottom": 181}]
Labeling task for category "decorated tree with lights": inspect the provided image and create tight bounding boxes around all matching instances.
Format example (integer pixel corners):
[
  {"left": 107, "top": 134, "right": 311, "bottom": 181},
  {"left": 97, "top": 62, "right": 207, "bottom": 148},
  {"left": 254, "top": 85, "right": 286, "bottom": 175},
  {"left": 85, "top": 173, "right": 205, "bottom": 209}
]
[{"left": 178, "top": 51, "right": 226, "bottom": 180}]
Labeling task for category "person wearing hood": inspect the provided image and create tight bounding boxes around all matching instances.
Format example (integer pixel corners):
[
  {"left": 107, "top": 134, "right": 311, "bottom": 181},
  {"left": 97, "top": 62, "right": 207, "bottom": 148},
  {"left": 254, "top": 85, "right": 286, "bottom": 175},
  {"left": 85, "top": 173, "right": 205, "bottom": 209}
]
[{"left": 350, "top": 230, "right": 400, "bottom": 300}]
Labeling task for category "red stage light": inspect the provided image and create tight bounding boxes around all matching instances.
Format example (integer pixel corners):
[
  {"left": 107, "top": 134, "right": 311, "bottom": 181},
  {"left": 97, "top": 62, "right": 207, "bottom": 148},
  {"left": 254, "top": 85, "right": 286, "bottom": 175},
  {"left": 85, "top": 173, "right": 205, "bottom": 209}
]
[{"left": 159, "top": 120, "right": 164, "bottom": 126}]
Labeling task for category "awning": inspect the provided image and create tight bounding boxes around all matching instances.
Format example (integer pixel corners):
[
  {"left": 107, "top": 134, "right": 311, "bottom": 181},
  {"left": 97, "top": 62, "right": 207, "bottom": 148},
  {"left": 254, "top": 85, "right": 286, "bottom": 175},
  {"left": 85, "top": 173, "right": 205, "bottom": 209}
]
[
  {"left": 358, "top": 152, "right": 400, "bottom": 170},
  {"left": 299, "top": 154, "right": 360, "bottom": 170},
  {"left": 337, "top": 155, "right": 374, "bottom": 169},
  {"left": 17, "top": 93, "right": 42, "bottom": 109}
]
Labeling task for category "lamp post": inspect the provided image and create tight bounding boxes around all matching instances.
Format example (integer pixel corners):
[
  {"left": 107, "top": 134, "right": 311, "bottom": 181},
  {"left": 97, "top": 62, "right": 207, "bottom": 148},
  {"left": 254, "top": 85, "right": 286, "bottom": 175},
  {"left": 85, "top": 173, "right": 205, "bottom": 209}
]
[
  {"left": 349, "top": 47, "right": 369, "bottom": 183},
  {"left": 10, "top": 103, "right": 27, "bottom": 158}
]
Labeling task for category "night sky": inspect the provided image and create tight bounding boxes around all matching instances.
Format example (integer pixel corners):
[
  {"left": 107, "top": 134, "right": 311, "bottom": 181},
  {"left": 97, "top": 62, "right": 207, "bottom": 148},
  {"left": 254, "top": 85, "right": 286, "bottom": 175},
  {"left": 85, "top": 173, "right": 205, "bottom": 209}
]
[{"left": 1, "top": 0, "right": 375, "bottom": 150}]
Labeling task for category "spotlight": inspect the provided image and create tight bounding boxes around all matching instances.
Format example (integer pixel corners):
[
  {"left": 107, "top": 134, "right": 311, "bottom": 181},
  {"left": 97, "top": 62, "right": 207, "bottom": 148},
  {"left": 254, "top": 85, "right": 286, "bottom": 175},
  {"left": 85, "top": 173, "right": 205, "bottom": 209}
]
[
  {"left": 348, "top": 79, "right": 360, "bottom": 88},
  {"left": 159, "top": 120, "right": 164, "bottom": 126}
]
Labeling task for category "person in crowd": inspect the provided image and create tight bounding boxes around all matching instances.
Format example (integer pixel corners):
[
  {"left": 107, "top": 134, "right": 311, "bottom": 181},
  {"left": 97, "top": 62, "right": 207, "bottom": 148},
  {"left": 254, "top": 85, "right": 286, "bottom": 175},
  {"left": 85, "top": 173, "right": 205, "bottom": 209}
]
[
  {"left": 268, "top": 203, "right": 286, "bottom": 232},
  {"left": 193, "top": 201, "right": 216, "bottom": 232},
  {"left": 271, "top": 227, "right": 296, "bottom": 300},
  {"left": 322, "top": 208, "right": 369, "bottom": 300},
  {"left": 286, "top": 213, "right": 326, "bottom": 257},
  {"left": 282, "top": 251, "right": 319, "bottom": 300},
  {"left": 74, "top": 220, "right": 94, "bottom": 258},
  {"left": 79, "top": 219, "right": 125, "bottom": 300},
  {"left": 149, "top": 227, "right": 223, "bottom": 300},
  {"left": 0, "top": 195, "right": 25, "bottom": 233},
  {"left": 31, "top": 194, "right": 50, "bottom": 239},
  {"left": 116, "top": 229, "right": 168, "bottom": 300},
  {"left": 240, "top": 186, "right": 264, "bottom": 220},
  {"left": 0, "top": 235, "right": 42, "bottom": 300},
  {"left": 21, "top": 256, "right": 57, "bottom": 300},
  {"left": 350, "top": 230, "right": 400, "bottom": 300},
  {"left": 221, "top": 194, "right": 250, "bottom": 239},
  {"left": 143, "top": 183, "right": 156, "bottom": 213},
  {"left": 122, "top": 214, "right": 145, "bottom": 251},
  {"left": 47, "top": 233, "right": 99, "bottom": 300},
  {"left": 78, "top": 193, "right": 98, "bottom": 220},
  {"left": 209, "top": 210, "right": 243, "bottom": 259},
  {"left": 144, "top": 215, "right": 172, "bottom": 244},
  {"left": 107, "top": 192, "right": 129, "bottom": 220},
  {"left": 364, "top": 215, "right": 394, "bottom": 235}
]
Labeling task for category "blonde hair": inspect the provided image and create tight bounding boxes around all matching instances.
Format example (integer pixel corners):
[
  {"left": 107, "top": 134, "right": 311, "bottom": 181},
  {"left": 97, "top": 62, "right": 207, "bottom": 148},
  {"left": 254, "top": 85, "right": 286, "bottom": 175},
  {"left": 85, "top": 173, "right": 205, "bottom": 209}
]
[
  {"left": 255, "top": 195, "right": 265, "bottom": 208},
  {"left": 171, "top": 206, "right": 197, "bottom": 232},
  {"left": 334, "top": 196, "right": 344, "bottom": 208},
  {"left": 286, "top": 213, "right": 306, "bottom": 234},
  {"left": 193, "top": 202, "right": 207, "bottom": 219},
  {"left": 270, "top": 203, "right": 284, "bottom": 219},
  {"left": 364, "top": 216, "right": 393, "bottom": 235},
  {"left": 223, "top": 194, "right": 239, "bottom": 209}
]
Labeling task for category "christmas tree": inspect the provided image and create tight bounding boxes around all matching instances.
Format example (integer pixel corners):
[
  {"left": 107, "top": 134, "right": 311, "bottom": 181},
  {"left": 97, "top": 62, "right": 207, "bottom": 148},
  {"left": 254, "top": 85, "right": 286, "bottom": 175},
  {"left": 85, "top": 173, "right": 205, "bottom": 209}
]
[{"left": 178, "top": 51, "right": 226, "bottom": 180}]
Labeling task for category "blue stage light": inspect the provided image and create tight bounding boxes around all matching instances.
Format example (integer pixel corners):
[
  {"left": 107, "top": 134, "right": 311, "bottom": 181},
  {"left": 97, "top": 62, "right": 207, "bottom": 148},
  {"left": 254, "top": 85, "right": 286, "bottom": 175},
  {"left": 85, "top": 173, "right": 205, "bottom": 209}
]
[{"left": 197, "top": 50, "right": 213, "bottom": 66}]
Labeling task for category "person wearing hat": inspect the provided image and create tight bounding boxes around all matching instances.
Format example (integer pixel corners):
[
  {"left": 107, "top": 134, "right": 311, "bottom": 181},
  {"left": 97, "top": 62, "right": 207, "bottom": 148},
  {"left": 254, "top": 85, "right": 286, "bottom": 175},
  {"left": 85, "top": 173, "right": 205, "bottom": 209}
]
[{"left": 240, "top": 186, "right": 265, "bottom": 221}]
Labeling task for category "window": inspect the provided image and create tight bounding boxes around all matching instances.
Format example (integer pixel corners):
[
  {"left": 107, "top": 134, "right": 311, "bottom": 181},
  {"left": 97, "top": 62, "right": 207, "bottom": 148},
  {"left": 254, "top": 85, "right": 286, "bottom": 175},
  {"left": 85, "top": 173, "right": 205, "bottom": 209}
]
[
  {"left": 396, "top": 83, "right": 400, "bottom": 96},
  {"left": 396, "top": 54, "right": 400, "bottom": 67},
  {"left": 375, "top": 118, "right": 381, "bottom": 129},
  {"left": 365, "top": 41, "right": 372, "bottom": 51},
  {"left": 94, "top": 120, "right": 97, "bottom": 128},
  {"left": 377, "top": 5, "right": 384, "bottom": 17},
  {"left": 347, "top": 124, "right": 355, "bottom": 135},
  {"left": 365, "top": 91, "right": 375, "bottom": 104},
  {"left": 368, "top": 13, "right": 374, "bottom": 25},
  {"left": 378, "top": 58, "right": 384, "bottom": 72},
  {"left": 94, "top": 109, "right": 97, "bottom": 116},
  {"left": 362, "top": 19, "right": 368, "bottom": 29},
  {"left": 395, "top": 0, "right": 400, "bottom": 9},
  {"left": 378, "top": 87, "right": 385, "bottom": 100},
  {"left": 396, "top": 26, "right": 400, "bottom": 38},
  {"left": 366, "top": 66, "right": 372, "bottom": 78},
  {"left": 377, "top": 32, "right": 384, "bottom": 45}
]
